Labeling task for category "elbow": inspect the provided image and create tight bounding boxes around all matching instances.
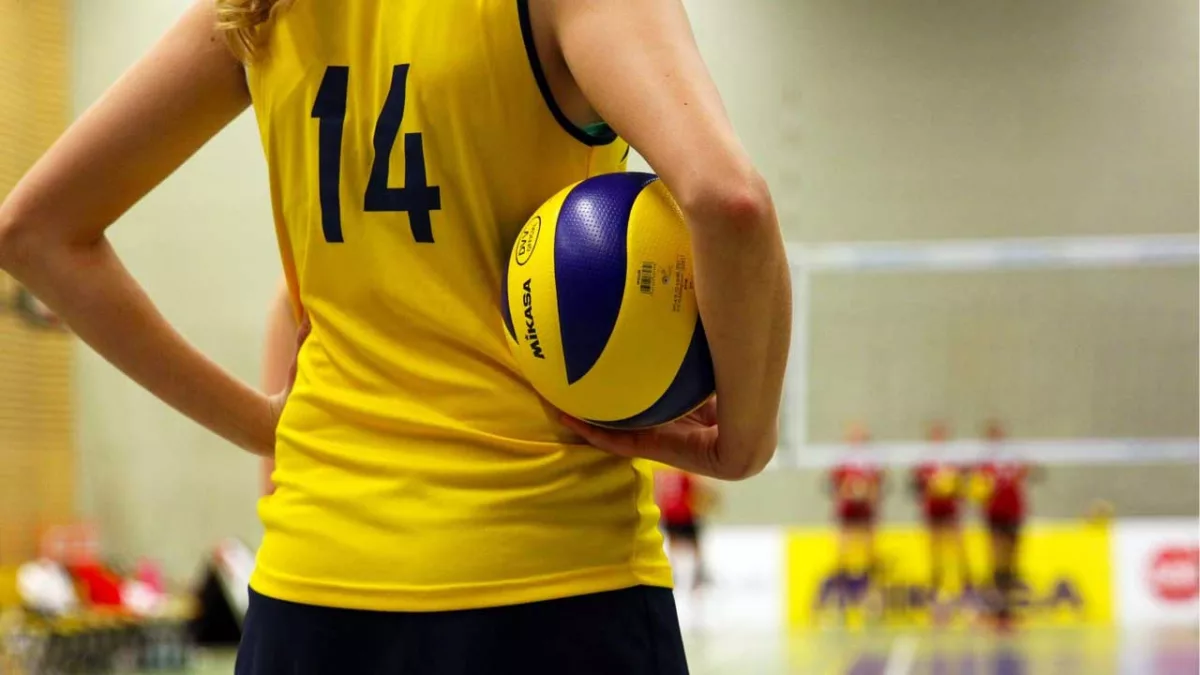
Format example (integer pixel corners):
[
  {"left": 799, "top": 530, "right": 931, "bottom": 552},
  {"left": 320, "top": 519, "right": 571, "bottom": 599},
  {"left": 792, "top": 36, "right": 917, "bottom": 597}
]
[
  {"left": 714, "top": 453, "right": 771, "bottom": 482},
  {"left": 0, "top": 208, "right": 49, "bottom": 277},
  {"left": 0, "top": 189, "right": 48, "bottom": 274},
  {"left": 676, "top": 167, "right": 774, "bottom": 233},
  {"left": 712, "top": 437, "right": 776, "bottom": 482},
  {"left": 0, "top": 208, "right": 27, "bottom": 274},
  {"left": 0, "top": 201, "right": 82, "bottom": 275}
]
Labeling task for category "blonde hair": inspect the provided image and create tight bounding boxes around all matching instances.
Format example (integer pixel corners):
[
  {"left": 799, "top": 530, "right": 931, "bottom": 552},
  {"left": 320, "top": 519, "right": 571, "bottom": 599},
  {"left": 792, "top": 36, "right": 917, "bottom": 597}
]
[{"left": 215, "top": 0, "right": 292, "bottom": 61}]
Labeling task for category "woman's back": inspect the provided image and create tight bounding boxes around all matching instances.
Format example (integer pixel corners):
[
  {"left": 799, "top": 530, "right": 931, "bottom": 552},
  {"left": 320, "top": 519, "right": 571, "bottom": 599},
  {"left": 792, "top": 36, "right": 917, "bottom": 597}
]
[
  {"left": 0, "top": 0, "right": 790, "bottom": 667},
  {"left": 247, "top": 0, "right": 670, "bottom": 611}
]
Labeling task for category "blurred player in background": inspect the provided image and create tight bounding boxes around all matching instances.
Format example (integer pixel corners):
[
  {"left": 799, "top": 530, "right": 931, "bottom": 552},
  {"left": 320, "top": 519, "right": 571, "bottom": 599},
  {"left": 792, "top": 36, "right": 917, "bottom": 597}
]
[
  {"left": 828, "top": 423, "right": 885, "bottom": 620},
  {"left": 913, "top": 421, "right": 971, "bottom": 597},
  {"left": 829, "top": 423, "right": 884, "bottom": 584},
  {"left": 973, "top": 420, "right": 1039, "bottom": 627},
  {"left": 655, "top": 466, "right": 717, "bottom": 590}
]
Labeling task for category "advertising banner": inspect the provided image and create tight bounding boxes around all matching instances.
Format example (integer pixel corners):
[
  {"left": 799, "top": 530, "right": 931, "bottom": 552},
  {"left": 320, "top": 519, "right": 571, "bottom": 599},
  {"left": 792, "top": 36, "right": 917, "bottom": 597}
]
[
  {"left": 786, "top": 522, "right": 1113, "bottom": 628},
  {"left": 1113, "top": 518, "right": 1198, "bottom": 626}
]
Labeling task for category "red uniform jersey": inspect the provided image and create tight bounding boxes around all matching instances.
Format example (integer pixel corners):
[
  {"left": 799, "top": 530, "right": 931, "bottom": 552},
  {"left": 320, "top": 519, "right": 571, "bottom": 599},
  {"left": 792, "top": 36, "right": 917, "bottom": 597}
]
[
  {"left": 830, "top": 461, "right": 883, "bottom": 522},
  {"left": 977, "top": 461, "right": 1029, "bottom": 522},
  {"left": 914, "top": 462, "right": 964, "bottom": 521},
  {"left": 655, "top": 470, "right": 696, "bottom": 525}
]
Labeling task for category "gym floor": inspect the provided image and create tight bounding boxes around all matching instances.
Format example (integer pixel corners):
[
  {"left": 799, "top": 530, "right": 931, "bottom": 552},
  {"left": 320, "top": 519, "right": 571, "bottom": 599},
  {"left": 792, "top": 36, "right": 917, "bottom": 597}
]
[{"left": 181, "top": 626, "right": 1199, "bottom": 675}]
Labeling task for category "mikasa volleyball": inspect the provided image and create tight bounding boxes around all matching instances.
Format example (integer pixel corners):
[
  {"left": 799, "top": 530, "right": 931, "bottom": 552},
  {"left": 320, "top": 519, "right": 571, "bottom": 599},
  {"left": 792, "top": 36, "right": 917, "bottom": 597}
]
[{"left": 503, "top": 172, "right": 715, "bottom": 429}]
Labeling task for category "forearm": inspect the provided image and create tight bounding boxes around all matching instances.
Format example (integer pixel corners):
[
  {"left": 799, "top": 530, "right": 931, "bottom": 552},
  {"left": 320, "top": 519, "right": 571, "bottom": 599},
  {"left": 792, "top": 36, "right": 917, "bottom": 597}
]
[
  {"left": 262, "top": 280, "right": 299, "bottom": 392},
  {"left": 685, "top": 183, "right": 792, "bottom": 479},
  {"left": 0, "top": 234, "right": 273, "bottom": 454}
]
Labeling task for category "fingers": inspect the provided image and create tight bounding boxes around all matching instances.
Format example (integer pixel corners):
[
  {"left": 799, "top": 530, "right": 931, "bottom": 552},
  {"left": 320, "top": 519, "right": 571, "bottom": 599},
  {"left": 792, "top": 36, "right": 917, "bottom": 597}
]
[
  {"left": 559, "top": 414, "right": 640, "bottom": 457},
  {"left": 560, "top": 414, "right": 614, "bottom": 443},
  {"left": 558, "top": 413, "right": 590, "bottom": 438},
  {"left": 691, "top": 396, "right": 718, "bottom": 426},
  {"left": 559, "top": 413, "right": 721, "bottom": 479}
]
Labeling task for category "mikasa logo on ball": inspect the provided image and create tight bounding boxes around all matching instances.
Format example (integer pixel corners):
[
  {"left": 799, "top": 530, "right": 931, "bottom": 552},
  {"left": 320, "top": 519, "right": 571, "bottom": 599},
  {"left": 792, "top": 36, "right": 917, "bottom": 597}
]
[
  {"left": 521, "top": 279, "right": 545, "bottom": 359},
  {"left": 515, "top": 217, "right": 541, "bottom": 266}
]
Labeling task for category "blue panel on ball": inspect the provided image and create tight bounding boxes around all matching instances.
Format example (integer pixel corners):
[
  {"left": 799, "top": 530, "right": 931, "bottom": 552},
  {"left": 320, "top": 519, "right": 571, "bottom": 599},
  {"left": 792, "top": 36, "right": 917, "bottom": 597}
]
[
  {"left": 501, "top": 249, "right": 517, "bottom": 342},
  {"left": 595, "top": 319, "right": 715, "bottom": 429},
  {"left": 555, "top": 172, "right": 658, "bottom": 384}
]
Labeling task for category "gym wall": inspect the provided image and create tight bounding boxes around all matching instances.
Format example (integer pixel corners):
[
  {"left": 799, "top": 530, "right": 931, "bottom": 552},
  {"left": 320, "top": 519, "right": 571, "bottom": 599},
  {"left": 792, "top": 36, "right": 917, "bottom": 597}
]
[
  {"left": 0, "top": 0, "right": 75, "bottom": 566},
  {"left": 682, "top": 0, "right": 1198, "bottom": 243}
]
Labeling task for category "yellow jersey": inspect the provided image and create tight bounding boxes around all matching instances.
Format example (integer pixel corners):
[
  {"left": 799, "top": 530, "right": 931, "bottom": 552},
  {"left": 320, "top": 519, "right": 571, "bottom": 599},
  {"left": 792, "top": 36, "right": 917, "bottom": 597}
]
[{"left": 245, "top": 0, "right": 670, "bottom": 611}]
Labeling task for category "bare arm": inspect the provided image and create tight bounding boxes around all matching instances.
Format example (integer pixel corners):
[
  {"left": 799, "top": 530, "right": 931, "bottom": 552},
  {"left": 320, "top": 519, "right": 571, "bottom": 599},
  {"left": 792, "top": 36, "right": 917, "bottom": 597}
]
[
  {"left": 262, "top": 280, "right": 300, "bottom": 393},
  {"left": 260, "top": 280, "right": 300, "bottom": 493},
  {"left": 0, "top": 2, "right": 274, "bottom": 454},
  {"left": 551, "top": 0, "right": 792, "bottom": 479}
]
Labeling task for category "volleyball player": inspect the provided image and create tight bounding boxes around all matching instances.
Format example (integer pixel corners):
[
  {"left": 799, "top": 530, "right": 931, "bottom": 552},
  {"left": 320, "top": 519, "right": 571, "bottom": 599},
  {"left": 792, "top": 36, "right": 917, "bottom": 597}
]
[
  {"left": 828, "top": 423, "right": 885, "bottom": 618},
  {"left": 912, "top": 421, "right": 971, "bottom": 599},
  {"left": 828, "top": 424, "right": 884, "bottom": 584},
  {"left": 655, "top": 467, "right": 716, "bottom": 591},
  {"left": 975, "top": 420, "right": 1037, "bottom": 627},
  {"left": 0, "top": 0, "right": 791, "bottom": 672}
]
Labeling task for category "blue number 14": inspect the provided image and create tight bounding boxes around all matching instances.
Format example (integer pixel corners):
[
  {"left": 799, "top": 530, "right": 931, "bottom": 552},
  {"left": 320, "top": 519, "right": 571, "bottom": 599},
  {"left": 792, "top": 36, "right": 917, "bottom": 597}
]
[{"left": 311, "top": 64, "right": 442, "bottom": 244}]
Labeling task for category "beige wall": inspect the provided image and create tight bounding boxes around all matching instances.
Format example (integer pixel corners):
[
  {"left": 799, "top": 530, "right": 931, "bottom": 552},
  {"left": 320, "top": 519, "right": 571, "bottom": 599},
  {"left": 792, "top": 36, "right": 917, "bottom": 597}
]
[
  {"left": 66, "top": 0, "right": 1197, "bottom": 579},
  {"left": 71, "top": 1, "right": 277, "bottom": 579},
  {"left": 666, "top": 0, "right": 1199, "bottom": 242},
  {"left": 806, "top": 267, "right": 1199, "bottom": 442}
]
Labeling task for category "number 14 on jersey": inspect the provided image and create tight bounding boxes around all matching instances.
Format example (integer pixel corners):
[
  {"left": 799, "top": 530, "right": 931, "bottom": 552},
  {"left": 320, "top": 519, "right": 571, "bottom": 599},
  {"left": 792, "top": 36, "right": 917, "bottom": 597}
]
[{"left": 311, "top": 64, "right": 443, "bottom": 244}]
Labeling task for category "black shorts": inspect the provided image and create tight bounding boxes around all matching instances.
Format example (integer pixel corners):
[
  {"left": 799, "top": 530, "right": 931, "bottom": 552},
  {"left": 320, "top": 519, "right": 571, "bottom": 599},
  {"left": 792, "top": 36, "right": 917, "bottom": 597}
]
[
  {"left": 988, "top": 517, "right": 1023, "bottom": 537},
  {"left": 664, "top": 521, "right": 700, "bottom": 542},
  {"left": 235, "top": 586, "right": 688, "bottom": 675},
  {"left": 838, "top": 512, "right": 875, "bottom": 528},
  {"left": 925, "top": 512, "right": 959, "bottom": 528}
]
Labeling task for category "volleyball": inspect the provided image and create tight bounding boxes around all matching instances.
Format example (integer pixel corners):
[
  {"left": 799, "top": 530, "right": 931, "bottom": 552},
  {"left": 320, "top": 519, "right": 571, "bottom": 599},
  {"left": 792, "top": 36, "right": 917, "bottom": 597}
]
[{"left": 503, "top": 172, "right": 715, "bottom": 429}]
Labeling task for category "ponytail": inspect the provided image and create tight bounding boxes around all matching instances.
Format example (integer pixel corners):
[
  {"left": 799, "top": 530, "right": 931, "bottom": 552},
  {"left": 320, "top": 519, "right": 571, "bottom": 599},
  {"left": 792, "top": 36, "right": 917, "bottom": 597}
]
[{"left": 215, "top": 0, "right": 291, "bottom": 61}]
